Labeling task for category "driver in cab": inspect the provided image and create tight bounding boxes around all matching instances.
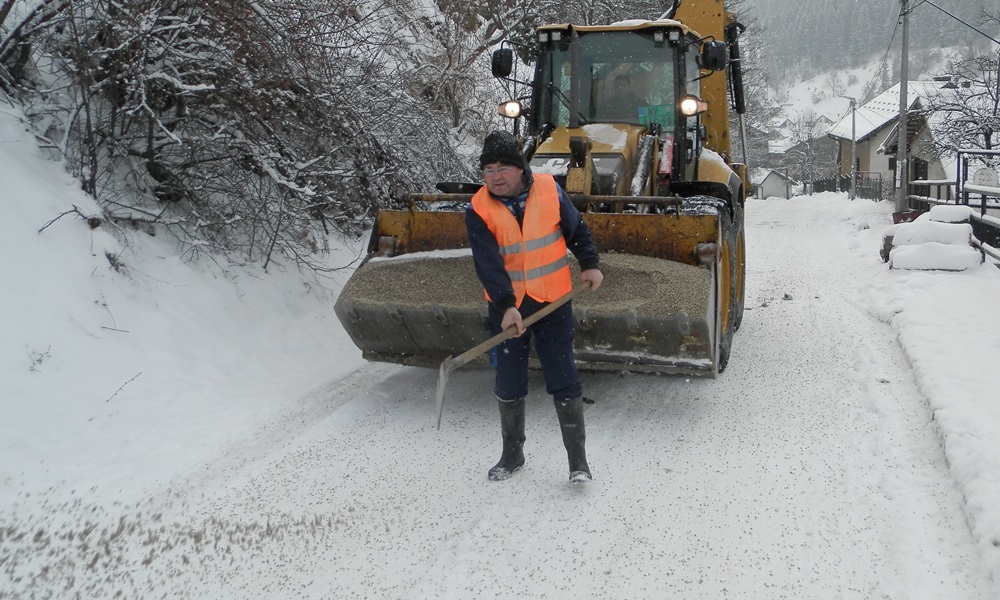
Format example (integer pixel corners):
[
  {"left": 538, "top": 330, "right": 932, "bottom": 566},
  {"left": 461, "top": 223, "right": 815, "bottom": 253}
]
[{"left": 605, "top": 73, "right": 644, "bottom": 122}]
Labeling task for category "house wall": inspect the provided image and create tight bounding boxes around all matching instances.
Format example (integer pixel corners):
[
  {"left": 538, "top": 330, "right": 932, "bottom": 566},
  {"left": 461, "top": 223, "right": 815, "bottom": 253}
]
[
  {"left": 837, "top": 127, "right": 896, "bottom": 199},
  {"left": 837, "top": 140, "right": 851, "bottom": 174},
  {"left": 865, "top": 128, "right": 894, "bottom": 176},
  {"left": 907, "top": 128, "right": 952, "bottom": 199},
  {"left": 837, "top": 130, "right": 894, "bottom": 175},
  {"left": 911, "top": 128, "right": 947, "bottom": 181},
  {"left": 758, "top": 174, "right": 790, "bottom": 199}
]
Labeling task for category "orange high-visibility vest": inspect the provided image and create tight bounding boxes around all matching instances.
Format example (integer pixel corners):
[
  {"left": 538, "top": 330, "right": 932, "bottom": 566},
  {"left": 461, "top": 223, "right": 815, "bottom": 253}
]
[{"left": 471, "top": 173, "right": 571, "bottom": 307}]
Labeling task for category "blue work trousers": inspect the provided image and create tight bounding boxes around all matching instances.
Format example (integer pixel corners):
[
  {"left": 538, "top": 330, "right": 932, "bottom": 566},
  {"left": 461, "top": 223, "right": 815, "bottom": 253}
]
[{"left": 489, "top": 296, "right": 582, "bottom": 402}]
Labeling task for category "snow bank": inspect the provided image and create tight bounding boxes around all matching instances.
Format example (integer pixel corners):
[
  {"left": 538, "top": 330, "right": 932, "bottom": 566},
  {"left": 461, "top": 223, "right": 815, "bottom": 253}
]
[
  {"left": 883, "top": 205, "right": 981, "bottom": 270},
  {"left": 889, "top": 242, "right": 982, "bottom": 271},
  {"left": 889, "top": 221, "right": 974, "bottom": 246},
  {"left": 918, "top": 204, "right": 975, "bottom": 223},
  {"left": 0, "top": 101, "right": 364, "bottom": 503}
]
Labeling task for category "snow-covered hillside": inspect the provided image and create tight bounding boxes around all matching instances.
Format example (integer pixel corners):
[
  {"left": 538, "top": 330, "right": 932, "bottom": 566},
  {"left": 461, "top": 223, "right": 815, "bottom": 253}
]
[
  {"left": 0, "top": 99, "right": 366, "bottom": 502},
  {"left": 767, "top": 43, "right": 978, "bottom": 136}
]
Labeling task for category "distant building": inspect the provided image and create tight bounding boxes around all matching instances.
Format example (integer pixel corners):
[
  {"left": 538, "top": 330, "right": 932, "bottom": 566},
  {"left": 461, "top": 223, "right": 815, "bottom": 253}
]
[
  {"left": 876, "top": 101, "right": 953, "bottom": 196},
  {"left": 761, "top": 112, "right": 838, "bottom": 186},
  {"left": 827, "top": 81, "right": 952, "bottom": 199},
  {"left": 755, "top": 169, "right": 795, "bottom": 199},
  {"left": 877, "top": 77, "right": 994, "bottom": 200}
]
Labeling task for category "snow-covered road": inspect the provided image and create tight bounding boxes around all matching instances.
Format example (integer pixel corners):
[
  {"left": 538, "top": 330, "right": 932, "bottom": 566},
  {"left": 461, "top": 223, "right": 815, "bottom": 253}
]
[
  {"left": 153, "top": 198, "right": 990, "bottom": 598},
  {"left": 3, "top": 196, "right": 994, "bottom": 598}
]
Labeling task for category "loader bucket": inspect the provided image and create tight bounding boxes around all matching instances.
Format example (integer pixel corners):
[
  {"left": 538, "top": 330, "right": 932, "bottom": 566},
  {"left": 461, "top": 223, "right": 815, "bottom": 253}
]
[{"left": 334, "top": 200, "right": 724, "bottom": 376}]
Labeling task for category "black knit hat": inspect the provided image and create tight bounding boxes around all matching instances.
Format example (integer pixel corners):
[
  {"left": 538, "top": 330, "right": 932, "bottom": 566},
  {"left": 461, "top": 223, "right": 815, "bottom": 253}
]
[{"left": 479, "top": 130, "right": 526, "bottom": 170}]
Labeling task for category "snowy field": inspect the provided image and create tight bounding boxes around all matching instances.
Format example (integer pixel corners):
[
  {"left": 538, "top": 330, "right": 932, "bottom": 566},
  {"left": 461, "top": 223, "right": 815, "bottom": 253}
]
[{"left": 2, "top": 100, "right": 1000, "bottom": 598}]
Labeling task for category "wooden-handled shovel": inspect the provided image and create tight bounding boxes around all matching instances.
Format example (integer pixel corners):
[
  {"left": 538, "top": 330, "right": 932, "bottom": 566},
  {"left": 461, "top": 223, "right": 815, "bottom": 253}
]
[{"left": 435, "top": 281, "right": 592, "bottom": 429}]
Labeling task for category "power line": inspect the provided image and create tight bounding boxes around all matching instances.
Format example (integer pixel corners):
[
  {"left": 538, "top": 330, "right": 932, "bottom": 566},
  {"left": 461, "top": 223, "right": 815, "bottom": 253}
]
[
  {"left": 916, "top": 0, "right": 1000, "bottom": 46},
  {"left": 859, "top": 13, "right": 901, "bottom": 104}
]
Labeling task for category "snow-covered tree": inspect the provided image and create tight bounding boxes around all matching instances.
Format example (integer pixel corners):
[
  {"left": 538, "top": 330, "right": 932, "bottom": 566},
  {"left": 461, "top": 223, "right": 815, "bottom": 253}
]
[
  {"left": 784, "top": 109, "right": 838, "bottom": 185},
  {"left": 921, "top": 11, "right": 999, "bottom": 152},
  {"left": 725, "top": 0, "right": 777, "bottom": 170},
  {"left": 1, "top": 0, "right": 473, "bottom": 270}
]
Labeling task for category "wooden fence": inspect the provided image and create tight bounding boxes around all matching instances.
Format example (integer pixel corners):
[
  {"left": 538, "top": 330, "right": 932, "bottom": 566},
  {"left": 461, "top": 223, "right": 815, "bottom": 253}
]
[{"left": 812, "top": 172, "right": 885, "bottom": 200}]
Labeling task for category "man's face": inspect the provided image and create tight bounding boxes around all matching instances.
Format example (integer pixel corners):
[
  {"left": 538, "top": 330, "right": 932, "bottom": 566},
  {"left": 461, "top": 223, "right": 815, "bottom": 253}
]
[{"left": 483, "top": 162, "right": 525, "bottom": 197}]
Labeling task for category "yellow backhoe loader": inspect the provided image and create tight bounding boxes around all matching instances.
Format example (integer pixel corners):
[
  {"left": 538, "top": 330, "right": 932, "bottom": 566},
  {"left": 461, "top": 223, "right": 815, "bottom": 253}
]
[{"left": 335, "top": 0, "right": 749, "bottom": 376}]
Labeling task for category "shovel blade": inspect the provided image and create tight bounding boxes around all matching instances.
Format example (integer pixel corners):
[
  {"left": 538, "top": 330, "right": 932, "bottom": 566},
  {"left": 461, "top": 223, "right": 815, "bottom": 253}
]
[{"left": 435, "top": 356, "right": 452, "bottom": 430}]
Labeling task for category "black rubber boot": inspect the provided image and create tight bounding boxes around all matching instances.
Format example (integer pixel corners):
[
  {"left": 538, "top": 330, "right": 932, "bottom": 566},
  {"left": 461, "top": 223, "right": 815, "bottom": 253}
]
[
  {"left": 555, "top": 397, "right": 592, "bottom": 482},
  {"left": 488, "top": 398, "right": 526, "bottom": 481}
]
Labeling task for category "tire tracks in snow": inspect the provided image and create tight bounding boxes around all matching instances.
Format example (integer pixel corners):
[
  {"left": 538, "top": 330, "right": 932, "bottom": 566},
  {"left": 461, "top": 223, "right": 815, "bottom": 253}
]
[{"left": 161, "top": 362, "right": 407, "bottom": 503}]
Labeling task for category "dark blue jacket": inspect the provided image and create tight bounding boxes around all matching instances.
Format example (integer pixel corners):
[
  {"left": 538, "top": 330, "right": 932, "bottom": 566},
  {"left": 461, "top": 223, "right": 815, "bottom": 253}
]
[{"left": 466, "top": 170, "right": 600, "bottom": 312}]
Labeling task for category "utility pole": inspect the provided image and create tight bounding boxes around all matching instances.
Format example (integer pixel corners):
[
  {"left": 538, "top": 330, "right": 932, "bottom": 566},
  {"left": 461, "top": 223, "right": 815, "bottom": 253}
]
[
  {"left": 849, "top": 97, "right": 857, "bottom": 200},
  {"left": 837, "top": 95, "right": 858, "bottom": 200},
  {"left": 895, "top": 0, "right": 910, "bottom": 212}
]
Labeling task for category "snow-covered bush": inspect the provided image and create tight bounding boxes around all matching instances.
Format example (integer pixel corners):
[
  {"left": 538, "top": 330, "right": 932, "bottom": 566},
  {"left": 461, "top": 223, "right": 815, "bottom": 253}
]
[{"left": 1, "top": 0, "right": 481, "bottom": 270}]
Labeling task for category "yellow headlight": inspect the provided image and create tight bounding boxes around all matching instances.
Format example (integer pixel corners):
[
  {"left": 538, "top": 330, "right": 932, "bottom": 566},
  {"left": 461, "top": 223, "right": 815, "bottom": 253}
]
[
  {"left": 498, "top": 101, "right": 522, "bottom": 119},
  {"left": 679, "top": 95, "right": 708, "bottom": 116}
]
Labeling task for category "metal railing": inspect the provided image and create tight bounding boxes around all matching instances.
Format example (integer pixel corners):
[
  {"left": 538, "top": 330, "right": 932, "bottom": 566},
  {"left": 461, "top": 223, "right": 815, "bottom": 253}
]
[
  {"left": 907, "top": 152, "right": 1000, "bottom": 263},
  {"left": 956, "top": 149, "right": 1000, "bottom": 217},
  {"left": 907, "top": 149, "right": 999, "bottom": 215}
]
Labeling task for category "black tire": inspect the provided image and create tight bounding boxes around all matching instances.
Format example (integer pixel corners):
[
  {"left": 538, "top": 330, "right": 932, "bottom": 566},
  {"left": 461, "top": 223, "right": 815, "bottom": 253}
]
[
  {"left": 680, "top": 196, "right": 738, "bottom": 373},
  {"left": 732, "top": 201, "right": 746, "bottom": 332}
]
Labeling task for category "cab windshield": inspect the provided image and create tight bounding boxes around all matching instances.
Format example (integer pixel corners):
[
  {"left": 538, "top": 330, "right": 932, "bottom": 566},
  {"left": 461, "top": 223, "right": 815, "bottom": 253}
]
[{"left": 535, "top": 30, "right": 690, "bottom": 128}]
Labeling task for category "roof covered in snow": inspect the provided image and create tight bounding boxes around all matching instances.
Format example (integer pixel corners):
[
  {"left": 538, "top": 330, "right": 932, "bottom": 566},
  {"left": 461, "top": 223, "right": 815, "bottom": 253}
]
[
  {"left": 827, "top": 81, "right": 948, "bottom": 142},
  {"left": 873, "top": 82, "right": 994, "bottom": 182}
]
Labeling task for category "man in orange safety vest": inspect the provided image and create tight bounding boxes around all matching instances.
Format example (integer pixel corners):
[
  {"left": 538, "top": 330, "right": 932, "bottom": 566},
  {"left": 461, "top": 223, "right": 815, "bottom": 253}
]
[{"left": 466, "top": 130, "right": 604, "bottom": 483}]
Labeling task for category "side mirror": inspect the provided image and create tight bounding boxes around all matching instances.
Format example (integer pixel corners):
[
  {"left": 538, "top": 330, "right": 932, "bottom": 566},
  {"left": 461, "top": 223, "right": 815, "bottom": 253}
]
[
  {"left": 698, "top": 41, "right": 728, "bottom": 71},
  {"left": 492, "top": 49, "right": 513, "bottom": 78}
]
